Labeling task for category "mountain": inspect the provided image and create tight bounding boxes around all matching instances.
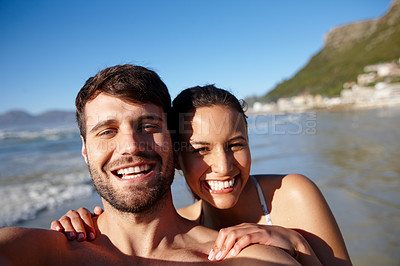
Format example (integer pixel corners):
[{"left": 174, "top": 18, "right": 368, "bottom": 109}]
[
  {"left": 0, "top": 110, "right": 76, "bottom": 126},
  {"left": 261, "top": 0, "right": 400, "bottom": 102},
  {"left": 0, "top": 110, "right": 34, "bottom": 125}
]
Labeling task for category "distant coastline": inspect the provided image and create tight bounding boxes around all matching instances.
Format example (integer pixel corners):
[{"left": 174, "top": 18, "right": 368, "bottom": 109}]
[
  {"left": 0, "top": 110, "right": 75, "bottom": 127},
  {"left": 248, "top": 60, "right": 400, "bottom": 115}
]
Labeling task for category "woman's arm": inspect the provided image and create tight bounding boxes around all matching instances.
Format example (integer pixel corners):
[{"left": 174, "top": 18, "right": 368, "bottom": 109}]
[
  {"left": 261, "top": 174, "right": 352, "bottom": 266},
  {"left": 208, "top": 222, "right": 321, "bottom": 265}
]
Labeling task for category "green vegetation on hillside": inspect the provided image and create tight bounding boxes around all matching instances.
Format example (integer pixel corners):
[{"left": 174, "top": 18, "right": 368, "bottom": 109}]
[{"left": 260, "top": 1, "right": 400, "bottom": 102}]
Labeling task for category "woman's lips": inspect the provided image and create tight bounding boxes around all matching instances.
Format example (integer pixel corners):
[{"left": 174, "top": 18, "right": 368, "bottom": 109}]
[{"left": 202, "top": 176, "right": 237, "bottom": 193}]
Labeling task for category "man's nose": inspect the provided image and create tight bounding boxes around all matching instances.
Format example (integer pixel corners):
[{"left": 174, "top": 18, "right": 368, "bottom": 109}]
[
  {"left": 211, "top": 149, "right": 233, "bottom": 175},
  {"left": 117, "top": 131, "right": 146, "bottom": 155}
]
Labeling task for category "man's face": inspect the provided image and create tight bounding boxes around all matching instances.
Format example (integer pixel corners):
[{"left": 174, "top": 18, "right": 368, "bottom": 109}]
[{"left": 81, "top": 93, "right": 174, "bottom": 213}]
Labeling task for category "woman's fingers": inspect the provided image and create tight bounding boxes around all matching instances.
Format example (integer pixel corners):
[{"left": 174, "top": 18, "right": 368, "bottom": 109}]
[
  {"left": 76, "top": 208, "right": 97, "bottom": 241},
  {"left": 93, "top": 206, "right": 103, "bottom": 216},
  {"left": 63, "top": 210, "right": 88, "bottom": 241},
  {"left": 230, "top": 234, "right": 254, "bottom": 256},
  {"left": 49, "top": 208, "right": 99, "bottom": 241},
  {"left": 208, "top": 223, "right": 301, "bottom": 261},
  {"left": 209, "top": 225, "right": 252, "bottom": 261},
  {"left": 57, "top": 215, "right": 78, "bottom": 240},
  {"left": 50, "top": 220, "right": 64, "bottom": 232}
]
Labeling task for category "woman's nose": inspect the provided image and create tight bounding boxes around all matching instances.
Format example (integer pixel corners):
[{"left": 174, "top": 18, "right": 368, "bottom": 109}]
[{"left": 211, "top": 149, "right": 233, "bottom": 175}]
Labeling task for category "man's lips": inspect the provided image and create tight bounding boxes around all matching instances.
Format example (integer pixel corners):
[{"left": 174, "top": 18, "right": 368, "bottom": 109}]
[{"left": 112, "top": 164, "right": 153, "bottom": 180}]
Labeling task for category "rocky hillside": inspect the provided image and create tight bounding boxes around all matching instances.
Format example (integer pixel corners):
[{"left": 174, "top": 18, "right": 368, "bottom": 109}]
[{"left": 261, "top": 0, "right": 400, "bottom": 102}]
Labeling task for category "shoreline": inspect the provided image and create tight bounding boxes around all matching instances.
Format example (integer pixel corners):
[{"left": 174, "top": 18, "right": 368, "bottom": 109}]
[{"left": 246, "top": 98, "right": 400, "bottom": 116}]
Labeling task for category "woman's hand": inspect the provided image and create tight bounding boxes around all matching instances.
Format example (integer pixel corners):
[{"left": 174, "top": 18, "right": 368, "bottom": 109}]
[
  {"left": 208, "top": 223, "right": 321, "bottom": 265},
  {"left": 50, "top": 206, "right": 103, "bottom": 241}
]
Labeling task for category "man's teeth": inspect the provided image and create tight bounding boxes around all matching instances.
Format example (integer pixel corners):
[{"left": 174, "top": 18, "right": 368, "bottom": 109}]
[
  {"left": 206, "top": 178, "right": 235, "bottom": 191},
  {"left": 116, "top": 165, "right": 151, "bottom": 179}
]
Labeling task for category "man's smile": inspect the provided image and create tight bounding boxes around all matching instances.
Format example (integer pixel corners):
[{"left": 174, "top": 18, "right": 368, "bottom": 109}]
[{"left": 112, "top": 164, "right": 153, "bottom": 180}]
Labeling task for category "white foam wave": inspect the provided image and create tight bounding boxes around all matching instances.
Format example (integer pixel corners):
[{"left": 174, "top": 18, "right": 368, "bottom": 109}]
[
  {"left": 0, "top": 126, "right": 79, "bottom": 142},
  {"left": 0, "top": 172, "right": 93, "bottom": 227}
]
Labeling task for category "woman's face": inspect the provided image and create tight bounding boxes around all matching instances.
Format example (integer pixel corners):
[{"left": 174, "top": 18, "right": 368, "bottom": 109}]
[{"left": 176, "top": 105, "right": 251, "bottom": 209}]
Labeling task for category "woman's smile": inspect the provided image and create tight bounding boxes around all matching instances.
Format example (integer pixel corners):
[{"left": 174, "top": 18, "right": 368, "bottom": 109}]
[{"left": 202, "top": 175, "right": 238, "bottom": 193}]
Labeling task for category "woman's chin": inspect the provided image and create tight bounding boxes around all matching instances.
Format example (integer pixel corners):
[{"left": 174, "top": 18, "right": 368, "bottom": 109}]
[{"left": 208, "top": 196, "right": 239, "bottom": 210}]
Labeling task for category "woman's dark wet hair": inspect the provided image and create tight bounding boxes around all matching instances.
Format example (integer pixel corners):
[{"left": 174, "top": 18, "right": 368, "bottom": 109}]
[
  {"left": 169, "top": 84, "right": 248, "bottom": 149},
  {"left": 169, "top": 84, "right": 247, "bottom": 145}
]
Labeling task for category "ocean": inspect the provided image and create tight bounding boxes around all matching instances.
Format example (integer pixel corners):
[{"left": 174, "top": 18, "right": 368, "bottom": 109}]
[{"left": 1, "top": 107, "right": 399, "bottom": 265}]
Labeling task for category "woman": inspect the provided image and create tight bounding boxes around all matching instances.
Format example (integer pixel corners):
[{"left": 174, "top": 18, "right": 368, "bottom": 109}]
[{"left": 52, "top": 85, "right": 351, "bottom": 265}]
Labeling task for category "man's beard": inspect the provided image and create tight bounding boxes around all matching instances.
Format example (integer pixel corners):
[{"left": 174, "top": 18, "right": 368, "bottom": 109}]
[{"left": 87, "top": 152, "right": 175, "bottom": 214}]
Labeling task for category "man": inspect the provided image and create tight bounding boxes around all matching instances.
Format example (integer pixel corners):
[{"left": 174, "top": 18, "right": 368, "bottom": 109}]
[{"left": 0, "top": 64, "right": 298, "bottom": 265}]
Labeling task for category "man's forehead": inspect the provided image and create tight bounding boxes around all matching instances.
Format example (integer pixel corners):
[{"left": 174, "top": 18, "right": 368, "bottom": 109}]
[{"left": 84, "top": 94, "right": 165, "bottom": 125}]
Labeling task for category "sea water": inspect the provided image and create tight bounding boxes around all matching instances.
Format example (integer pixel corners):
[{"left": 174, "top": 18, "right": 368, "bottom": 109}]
[
  {"left": 1, "top": 108, "right": 399, "bottom": 265},
  {"left": 0, "top": 123, "right": 92, "bottom": 226}
]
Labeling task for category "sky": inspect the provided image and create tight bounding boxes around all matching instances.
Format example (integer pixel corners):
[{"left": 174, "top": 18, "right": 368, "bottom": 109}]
[{"left": 0, "top": 0, "right": 393, "bottom": 114}]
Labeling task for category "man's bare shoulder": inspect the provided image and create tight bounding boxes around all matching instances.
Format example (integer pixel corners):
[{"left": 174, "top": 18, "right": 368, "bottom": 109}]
[
  {"left": 0, "top": 227, "right": 118, "bottom": 265},
  {"left": 0, "top": 227, "right": 67, "bottom": 265},
  {"left": 230, "top": 244, "right": 300, "bottom": 265},
  {"left": 0, "top": 227, "right": 67, "bottom": 247}
]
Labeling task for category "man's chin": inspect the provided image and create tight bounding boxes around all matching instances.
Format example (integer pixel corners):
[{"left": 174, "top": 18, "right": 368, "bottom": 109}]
[{"left": 116, "top": 191, "right": 169, "bottom": 214}]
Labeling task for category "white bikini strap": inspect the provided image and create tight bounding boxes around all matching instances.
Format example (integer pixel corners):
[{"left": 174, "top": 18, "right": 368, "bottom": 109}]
[{"left": 250, "top": 175, "right": 272, "bottom": 225}]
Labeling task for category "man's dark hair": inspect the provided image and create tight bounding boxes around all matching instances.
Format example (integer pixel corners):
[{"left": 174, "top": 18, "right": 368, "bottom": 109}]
[{"left": 76, "top": 64, "right": 171, "bottom": 139}]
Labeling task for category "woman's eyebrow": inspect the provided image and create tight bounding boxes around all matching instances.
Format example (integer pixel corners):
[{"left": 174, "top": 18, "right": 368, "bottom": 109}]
[
  {"left": 189, "top": 141, "right": 210, "bottom": 146},
  {"left": 228, "top": 136, "right": 247, "bottom": 142}
]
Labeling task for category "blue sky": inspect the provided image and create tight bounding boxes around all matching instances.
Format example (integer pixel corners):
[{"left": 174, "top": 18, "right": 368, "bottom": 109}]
[{"left": 0, "top": 0, "right": 393, "bottom": 114}]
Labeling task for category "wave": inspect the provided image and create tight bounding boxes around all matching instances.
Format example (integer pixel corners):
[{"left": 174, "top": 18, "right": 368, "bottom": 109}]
[
  {"left": 0, "top": 125, "right": 80, "bottom": 143},
  {"left": 0, "top": 171, "right": 93, "bottom": 227}
]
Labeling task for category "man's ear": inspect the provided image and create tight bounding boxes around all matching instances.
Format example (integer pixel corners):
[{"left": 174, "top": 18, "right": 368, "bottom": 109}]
[{"left": 81, "top": 135, "right": 88, "bottom": 165}]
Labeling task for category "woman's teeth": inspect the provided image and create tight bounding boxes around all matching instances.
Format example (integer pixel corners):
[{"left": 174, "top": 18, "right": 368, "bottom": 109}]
[
  {"left": 116, "top": 165, "right": 151, "bottom": 179},
  {"left": 206, "top": 178, "right": 235, "bottom": 191}
]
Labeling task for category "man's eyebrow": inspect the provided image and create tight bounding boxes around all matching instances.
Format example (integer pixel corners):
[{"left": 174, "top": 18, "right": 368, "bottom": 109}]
[
  {"left": 139, "top": 114, "right": 163, "bottom": 122},
  {"left": 89, "top": 119, "right": 118, "bottom": 134}
]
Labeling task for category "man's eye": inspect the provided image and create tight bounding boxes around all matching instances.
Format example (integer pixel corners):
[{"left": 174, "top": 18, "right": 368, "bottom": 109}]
[
  {"left": 98, "top": 129, "right": 117, "bottom": 137},
  {"left": 140, "top": 124, "right": 160, "bottom": 133}
]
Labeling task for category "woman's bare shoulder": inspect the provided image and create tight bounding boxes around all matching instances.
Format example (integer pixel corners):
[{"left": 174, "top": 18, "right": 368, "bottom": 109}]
[
  {"left": 255, "top": 173, "right": 319, "bottom": 195},
  {"left": 255, "top": 174, "right": 326, "bottom": 219},
  {"left": 177, "top": 200, "right": 202, "bottom": 221}
]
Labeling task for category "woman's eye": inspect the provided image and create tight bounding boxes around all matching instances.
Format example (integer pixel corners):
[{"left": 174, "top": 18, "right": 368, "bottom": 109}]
[
  {"left": 193, "top": 147, "right": 208, "bottom": 154},
  {"left": 229, "top": 143, "right": 244, "bottom": 151}
]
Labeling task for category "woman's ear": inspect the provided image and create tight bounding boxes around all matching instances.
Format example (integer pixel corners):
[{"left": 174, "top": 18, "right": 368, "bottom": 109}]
[{"left": 81, "top": 135, "right": 88, "bottom": 165}]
